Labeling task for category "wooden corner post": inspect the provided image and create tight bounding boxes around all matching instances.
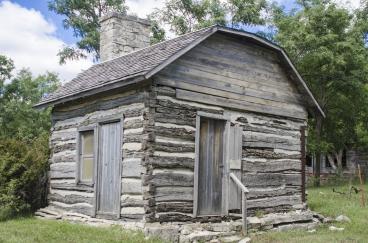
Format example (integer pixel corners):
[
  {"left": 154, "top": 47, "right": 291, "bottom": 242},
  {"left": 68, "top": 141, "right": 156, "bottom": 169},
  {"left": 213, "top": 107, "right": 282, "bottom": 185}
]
[{"left": 300, "top": 126, "right": 306, "bottom": 203}]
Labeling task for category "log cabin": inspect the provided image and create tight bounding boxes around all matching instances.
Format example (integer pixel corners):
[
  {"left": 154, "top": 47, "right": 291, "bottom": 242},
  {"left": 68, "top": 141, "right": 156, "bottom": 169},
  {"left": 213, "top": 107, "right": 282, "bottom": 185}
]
[{"left": 35, "top": 12, "right": 325, "bottom": 226}]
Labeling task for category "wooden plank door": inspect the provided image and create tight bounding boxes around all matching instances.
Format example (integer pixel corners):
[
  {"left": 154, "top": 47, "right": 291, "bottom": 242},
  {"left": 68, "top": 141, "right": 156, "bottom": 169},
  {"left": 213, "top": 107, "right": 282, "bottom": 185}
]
[
  {"left": 197, "top": 117, "right": 225, "bottom": 216},
  {"left": 228, "top": 124, "right": 243, "bottom": 211},
  {"left": 96, "top": 121, "right": 121, "bottom": 218}
]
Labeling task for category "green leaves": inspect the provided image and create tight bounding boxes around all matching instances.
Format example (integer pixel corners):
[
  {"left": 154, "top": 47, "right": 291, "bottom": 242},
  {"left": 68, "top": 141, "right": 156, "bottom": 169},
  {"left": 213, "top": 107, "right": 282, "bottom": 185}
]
[
  {"left": 0, "top": 135, "right": 50, "bottom": 220},
  {"left": 273, "top": 0, "right": 368, "bottom": 156},
  {"left": 0, "top": 66, "right": 60, "bottom": 140},
  {"left": 48, "top": 0, "right": 127, "bottom": 63},
  {"left": 0, "top": 56, "right": 59, "bottom": 220},
  {"left": 150, "top": 0, "right": 268, "bottom": 40}
]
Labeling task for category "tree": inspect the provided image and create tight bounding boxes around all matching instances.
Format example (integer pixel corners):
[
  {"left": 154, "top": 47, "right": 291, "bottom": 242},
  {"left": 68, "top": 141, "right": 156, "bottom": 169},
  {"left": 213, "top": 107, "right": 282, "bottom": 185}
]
[
  {"left": 273, "top": 0, "right": 368, "bottom": 184},
  {"left": 48, "top": 0, "right": 127, "bottom": 64},
  {"left": 150, "top": 0, "right": 268, "bottom": 41},
  {"left": 151, "top": 0, "right": 227, "bottom": 36},
  {"left": 0, "top": 69, "right": 60, "bottom": 140},
  {"left": 0, "top": 55, "right": 14, "bottom": 96},
  {"left": 0, "top": 56, "right": 60, "bottom": 219}
]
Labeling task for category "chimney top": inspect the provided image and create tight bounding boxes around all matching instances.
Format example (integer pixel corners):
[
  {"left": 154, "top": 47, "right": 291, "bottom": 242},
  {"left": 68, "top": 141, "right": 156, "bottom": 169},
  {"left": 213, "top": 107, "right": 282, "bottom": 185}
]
[{"left": 99, "top": 12, "right": 151, "bottom": 62}]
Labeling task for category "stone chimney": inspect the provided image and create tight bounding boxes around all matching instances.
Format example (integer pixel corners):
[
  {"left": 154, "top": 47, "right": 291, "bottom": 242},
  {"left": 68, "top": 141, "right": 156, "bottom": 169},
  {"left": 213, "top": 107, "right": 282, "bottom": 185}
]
[{"left": 99, "top": 12, "right": 151, "bottom": 62}]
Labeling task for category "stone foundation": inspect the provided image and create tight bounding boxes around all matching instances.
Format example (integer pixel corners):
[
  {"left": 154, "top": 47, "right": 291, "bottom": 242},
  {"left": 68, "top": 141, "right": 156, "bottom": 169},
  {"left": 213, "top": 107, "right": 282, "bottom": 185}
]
[{"left": 36, "top": 207, "right": 322, "bottom": 242}]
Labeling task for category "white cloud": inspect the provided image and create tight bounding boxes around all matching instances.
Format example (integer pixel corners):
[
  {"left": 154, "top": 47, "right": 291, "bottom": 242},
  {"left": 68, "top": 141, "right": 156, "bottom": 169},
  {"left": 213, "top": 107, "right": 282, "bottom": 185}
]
[
  {"left": 0, "top": 1, "right": 93, "bottom": 82},
  {"left": 126, "top": 0, "right": 165, "bottom": 18},
  {"left": 334, "top": 0, "right": 361, "bottom": 10}
]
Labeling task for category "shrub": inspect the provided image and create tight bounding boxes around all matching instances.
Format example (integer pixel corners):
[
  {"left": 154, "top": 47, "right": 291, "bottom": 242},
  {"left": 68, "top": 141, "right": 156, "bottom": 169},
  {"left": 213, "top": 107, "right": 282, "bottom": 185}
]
[{"left": 0, "top": 134, "right": 49, "bottom": 220}]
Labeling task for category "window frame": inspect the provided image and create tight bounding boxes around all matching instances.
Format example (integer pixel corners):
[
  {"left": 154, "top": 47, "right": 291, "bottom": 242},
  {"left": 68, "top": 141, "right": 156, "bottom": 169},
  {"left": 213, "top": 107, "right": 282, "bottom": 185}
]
[{"left": 76, "top": 126, "right": 97, "bottom": 186}]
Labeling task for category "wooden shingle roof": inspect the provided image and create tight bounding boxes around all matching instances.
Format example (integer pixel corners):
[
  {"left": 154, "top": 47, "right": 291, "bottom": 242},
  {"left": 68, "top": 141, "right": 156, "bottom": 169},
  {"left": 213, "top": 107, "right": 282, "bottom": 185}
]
[{"left": 36, "top": 27, "right": 214, "bottom": 107}]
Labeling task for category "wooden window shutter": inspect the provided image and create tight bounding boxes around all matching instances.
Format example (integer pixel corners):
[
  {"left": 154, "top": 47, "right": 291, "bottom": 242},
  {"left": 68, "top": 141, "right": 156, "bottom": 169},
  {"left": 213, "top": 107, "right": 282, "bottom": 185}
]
[{"left": 228, "top": 124, "right": 243, "bottom": 210}]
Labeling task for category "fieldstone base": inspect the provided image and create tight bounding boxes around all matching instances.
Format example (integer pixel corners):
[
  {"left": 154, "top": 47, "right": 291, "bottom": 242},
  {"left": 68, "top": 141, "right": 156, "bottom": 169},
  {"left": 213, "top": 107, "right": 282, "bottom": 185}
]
[{"left": 35, "top": 207, "right": 325, "bottom": 242}]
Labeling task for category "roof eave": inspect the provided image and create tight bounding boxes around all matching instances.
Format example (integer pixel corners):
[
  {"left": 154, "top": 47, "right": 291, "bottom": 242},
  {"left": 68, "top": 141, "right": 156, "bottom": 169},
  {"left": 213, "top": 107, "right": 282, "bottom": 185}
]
[{"left": 34, "top": 74, "right": 147, "bottom": 109}]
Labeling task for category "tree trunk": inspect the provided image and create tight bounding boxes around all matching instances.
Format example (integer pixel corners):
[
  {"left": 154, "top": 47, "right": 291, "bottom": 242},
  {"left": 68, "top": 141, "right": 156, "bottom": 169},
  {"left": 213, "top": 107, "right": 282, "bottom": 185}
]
[
  {"left": 314, "top": 116, "right": 322, "bottom": 187},
  {"left": 336, "top": 149, "right": 343, "bottom": 176},
  {"left": 327, "top": 154, "right": 337, "bottom": 171}
]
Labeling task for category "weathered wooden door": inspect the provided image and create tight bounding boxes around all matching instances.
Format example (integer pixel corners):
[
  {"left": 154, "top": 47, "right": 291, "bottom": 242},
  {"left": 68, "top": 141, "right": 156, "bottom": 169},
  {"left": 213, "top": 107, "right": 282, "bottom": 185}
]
[
  {"left": 96, "top": 121, "right": 121, "bottom": 218},
  {"left": 197, "top": 118, "right": 225, "bottom": 216}
]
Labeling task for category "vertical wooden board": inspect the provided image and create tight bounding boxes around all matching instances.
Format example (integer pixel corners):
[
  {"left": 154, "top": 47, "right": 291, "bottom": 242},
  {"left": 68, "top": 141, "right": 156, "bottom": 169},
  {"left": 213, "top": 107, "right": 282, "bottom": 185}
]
[
  {"left": 300, "top": 126, "right": 306, "bottom": 203},
  {"left": 97, "top": 122, "right": 121, "bottom": 217},
  {"left": 193, "top": 115, "right": 201, "bottom": 216},
  {"left": 198, "top": 118, "right": 225, "bottom": 216},
  {"left": 229, "top": 125, "right": 242, "bottom": 210}
]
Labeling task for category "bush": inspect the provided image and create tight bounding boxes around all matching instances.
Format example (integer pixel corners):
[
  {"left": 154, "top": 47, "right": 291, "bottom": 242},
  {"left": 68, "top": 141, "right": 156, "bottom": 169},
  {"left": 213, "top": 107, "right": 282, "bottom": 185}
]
[{"left": 0, "top": 134, "right": 49, "bottom": 221}]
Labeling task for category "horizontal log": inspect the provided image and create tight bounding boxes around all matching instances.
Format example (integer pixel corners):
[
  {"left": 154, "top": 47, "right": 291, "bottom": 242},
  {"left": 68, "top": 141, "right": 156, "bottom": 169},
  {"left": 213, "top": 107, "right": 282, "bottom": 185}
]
[
  {"left": 149, "top": 156, "right": 195, "bottom": 169},
  {"left": 155, "top": 202, "right": 193, "bottom": 213},
  {"left": 244, "top": 132, "right": 300, "bottom": 145},
  {"left": 243, "top": 141, "right": 300, "bottom": 151},
  {"left": 52, "top": 154, "right": 76, "bottom": 164},
  {"left": 50, "top": 179, "right": 94, "bottom": 192},
  {"left": 154, "top": 85, "right": 176, "bottom": 97},
  {"left": 123, "top": 142, "right": 143, "bottom": 151},
  {"left": 121, "top": 178, "right": 142, "bottom": 195},
  {"left": 120, "top": 207, "right": 145, "bottom": 215},
  {"left": 156, "top": 95, "right": 223, "bottom": 114},
  {"left": 242, "top": 124, "right": 300, "bottom": 138},
  {"left": 246, "top": 186, "right": 300, "bottom": 199},
  {"left": 49, "top": 190, "right": 94, "bottom": 204},
  {"left": 123, "top": 133, "right": 148, "bottom": 143},
  {"left": 53, "top": 143, "right": 76, "bottom": 154},
  {"left": 121, "top": 195, "right": 145, "bottom": 207},
  {"left": 53, "top": 117, "right": 83, "bottom": 131},
  {"left": 153, "top": 143, "right": 195, "bottom": 153},
  {"left": 247, "top": 195, "right": 302, "bottom": 209},
  {"left": 154, "top": 126, "right": 195, "bottom": 141},
  {"left": 154, "top": 112, "right": 196, "bottom": 127},
  {"left": 50, "top": 162, "right": 75, "bottom": 179},
  {"left": 155, "top": 106, "right": 196, "bottom": 118},
  {"left": 243, "top": 173, "right": 301, "bottom": 187},
  {"left": 50, "top": 201, "right": 94, "bottom": 216},
  {"left": 154, "top": 212, "right": 194, "bottom": 222},
  {"left": 244, "top": 148, "right": 301, "bottom": 160},
  {"left": 52, "top": 93, "right": 145, "bottom": 121},
  {"left": 149, "top": 169, "right": 194, "bottom": 187},
  {"left": 51, "top": 130, "right": 77, "bottom": 142},
  {"left": 122, "top": 158, "right": 142, "bottom": 178},
  {"left": 124, "top": 116, "right": 144, "bottom": 129},
  {"left": 155, "top": 186, "right": 193, "bottom": 202},
  {"left": 243, "top": 159, "right": 301, "bottom": 172}
]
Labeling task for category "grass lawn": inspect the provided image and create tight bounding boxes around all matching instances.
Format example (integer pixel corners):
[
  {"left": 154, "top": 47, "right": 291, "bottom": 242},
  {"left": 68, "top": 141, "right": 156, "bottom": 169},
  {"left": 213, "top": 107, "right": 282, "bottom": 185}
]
[
  {"left": 0, "top": 184, "right": 367, "bottom": 243},
  {"left": 0, "top": 217, "right": 162, "bottom": 243},
  {"left": 254, "top": 183, "right": 368, "bottom": 243}
]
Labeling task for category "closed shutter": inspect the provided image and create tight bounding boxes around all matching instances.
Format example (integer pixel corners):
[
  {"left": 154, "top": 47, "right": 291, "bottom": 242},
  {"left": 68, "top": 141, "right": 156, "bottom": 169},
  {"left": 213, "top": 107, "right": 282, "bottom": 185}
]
[{"left": 228, "top": 124, "right": 243, "bottom": 210}]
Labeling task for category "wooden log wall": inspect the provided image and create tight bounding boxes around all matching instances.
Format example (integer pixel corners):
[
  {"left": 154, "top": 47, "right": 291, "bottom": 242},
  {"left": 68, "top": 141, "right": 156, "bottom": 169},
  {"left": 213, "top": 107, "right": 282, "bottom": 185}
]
[
  {"left": 49, "top": 87, "right": 148, "bottom": 220},
  {"left": 146, "top": 33, "right": 309, "bottom": 222},
  {"left": 144, "top": 85, "right": 306, "bottom": 222}
]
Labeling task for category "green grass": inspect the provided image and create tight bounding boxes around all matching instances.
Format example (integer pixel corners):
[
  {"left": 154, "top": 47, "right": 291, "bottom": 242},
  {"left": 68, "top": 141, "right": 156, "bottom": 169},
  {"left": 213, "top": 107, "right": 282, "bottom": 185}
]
[
  {"left": 0, "top": 217, "right": 162, "bottom": 243},
  {"left": 1, "top": 184, "right": 367, "bottom": 243},
  {"left": 253, "top": 183, "right": 368, "bottom": 243}
]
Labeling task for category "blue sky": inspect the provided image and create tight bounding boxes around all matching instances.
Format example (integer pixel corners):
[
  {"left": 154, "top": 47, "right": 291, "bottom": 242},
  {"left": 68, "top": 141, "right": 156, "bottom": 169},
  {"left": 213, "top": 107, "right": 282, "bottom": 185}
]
[
  {"left": 10, "top": 0, "right": 300, "bottom": 45},
  {"left": 7, "top": 0, "right": 296, "bottom": 48},
  {"left": 11, "top": 0, "right": 76, "bottom": 44}
]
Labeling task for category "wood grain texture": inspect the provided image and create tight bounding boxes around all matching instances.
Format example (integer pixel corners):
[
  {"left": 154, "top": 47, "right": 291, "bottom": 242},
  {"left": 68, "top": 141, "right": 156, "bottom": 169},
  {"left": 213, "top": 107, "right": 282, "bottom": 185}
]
[
  {"left": 96, "top": 121, "right": 121, "bottom": 217},
  {"left": 155, "top": 33, "right": 308, "bottom": 120}
]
